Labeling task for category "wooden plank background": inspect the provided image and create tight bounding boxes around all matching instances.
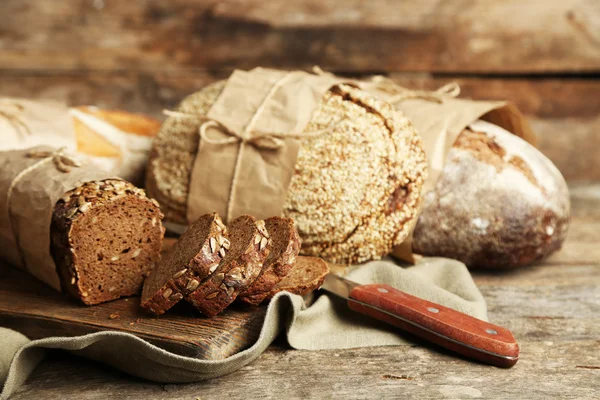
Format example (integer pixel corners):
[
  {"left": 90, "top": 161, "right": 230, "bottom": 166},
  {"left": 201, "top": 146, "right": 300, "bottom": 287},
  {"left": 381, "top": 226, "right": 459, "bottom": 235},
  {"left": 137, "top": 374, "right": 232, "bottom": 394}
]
[{"left": 1, "top": 0, "right": 599, "bottom": 182}]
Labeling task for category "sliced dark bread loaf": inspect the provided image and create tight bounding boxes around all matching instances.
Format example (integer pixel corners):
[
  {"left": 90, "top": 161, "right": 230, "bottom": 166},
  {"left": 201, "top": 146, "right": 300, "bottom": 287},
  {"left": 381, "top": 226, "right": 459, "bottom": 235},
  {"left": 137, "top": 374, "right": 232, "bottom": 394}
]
[
  {"left": 266, "top": 256, "right": 329, "bottom": 299},
  {"left": 140, "top": 212, "right": 227, "bottom": 315},
  {"left": 51, "top": 179, "right": 164, "bottom": 305},
  {"left": 238, "top": 217, "right": 301, "bottom": 306},
  {"left": 187, "top": 215, "right": 270, "bottom": 317}
]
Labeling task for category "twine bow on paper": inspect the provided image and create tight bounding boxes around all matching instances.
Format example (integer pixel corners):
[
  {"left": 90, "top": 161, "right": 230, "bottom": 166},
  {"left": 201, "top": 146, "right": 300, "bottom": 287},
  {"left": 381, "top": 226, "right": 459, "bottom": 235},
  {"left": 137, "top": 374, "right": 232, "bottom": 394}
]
[
  {"left": 26, "top": 147, "right": 82, "bottom": 173},
  {"left": 163, "top": 71, "right": 331, "bottom": 222},
  {"left": 312, "top": 65, "right": 461, "bottom": 104},
  {"left": 0, "top": 100, "right": 32, "bottom": 138}
]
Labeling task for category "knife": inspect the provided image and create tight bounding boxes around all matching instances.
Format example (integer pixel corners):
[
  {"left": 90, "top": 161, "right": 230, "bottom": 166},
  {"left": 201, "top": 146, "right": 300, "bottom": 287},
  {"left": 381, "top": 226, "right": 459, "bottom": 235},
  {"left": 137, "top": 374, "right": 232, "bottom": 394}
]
[{"left": 320, "top": 274, "right": 519, "bottom": 368}]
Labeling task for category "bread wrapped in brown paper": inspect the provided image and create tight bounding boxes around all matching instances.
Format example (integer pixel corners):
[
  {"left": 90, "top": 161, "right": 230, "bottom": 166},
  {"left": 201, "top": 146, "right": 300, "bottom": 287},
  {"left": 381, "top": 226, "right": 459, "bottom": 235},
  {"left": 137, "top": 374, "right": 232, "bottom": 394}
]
[
  {"left": 359, "top": 78, "right": 570, "bottom": 268},
  {"left": 146, "top": 68, "right": 428, "bottom": 265},
  {"left": 0, "top": 98, "right": 161, "bottom": 185},
  {"left": 0, "top": 146, "right": 164, "bottom": 304}
]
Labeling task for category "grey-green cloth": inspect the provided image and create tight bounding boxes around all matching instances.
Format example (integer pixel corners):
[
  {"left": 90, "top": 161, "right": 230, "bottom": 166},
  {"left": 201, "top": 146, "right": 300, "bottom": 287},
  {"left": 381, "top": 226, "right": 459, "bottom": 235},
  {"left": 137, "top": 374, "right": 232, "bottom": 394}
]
[{"left": 0, "top": 257, "right": 487, "bottom": 399}]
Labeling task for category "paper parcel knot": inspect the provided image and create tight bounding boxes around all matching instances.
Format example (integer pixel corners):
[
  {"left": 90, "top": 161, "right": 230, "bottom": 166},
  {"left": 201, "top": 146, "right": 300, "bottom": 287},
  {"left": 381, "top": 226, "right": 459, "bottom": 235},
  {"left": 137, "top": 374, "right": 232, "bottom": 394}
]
[{"left": 26, "top": 147, "right": 82, "bottom": 173}]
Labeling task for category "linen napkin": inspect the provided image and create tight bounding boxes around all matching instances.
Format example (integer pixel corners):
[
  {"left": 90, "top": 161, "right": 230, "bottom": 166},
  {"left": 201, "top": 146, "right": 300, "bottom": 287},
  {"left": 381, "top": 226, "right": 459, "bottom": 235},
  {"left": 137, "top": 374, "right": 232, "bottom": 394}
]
[{"left": 1, "top": 257, "right": 487, "bottom": 399}]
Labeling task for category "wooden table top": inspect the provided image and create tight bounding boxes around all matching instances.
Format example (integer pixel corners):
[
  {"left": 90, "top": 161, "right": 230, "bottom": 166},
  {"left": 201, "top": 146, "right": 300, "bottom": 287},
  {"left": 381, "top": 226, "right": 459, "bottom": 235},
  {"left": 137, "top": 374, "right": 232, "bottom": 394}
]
[{"left": 8, "top": 183, "right": 599, "bottom": 399}]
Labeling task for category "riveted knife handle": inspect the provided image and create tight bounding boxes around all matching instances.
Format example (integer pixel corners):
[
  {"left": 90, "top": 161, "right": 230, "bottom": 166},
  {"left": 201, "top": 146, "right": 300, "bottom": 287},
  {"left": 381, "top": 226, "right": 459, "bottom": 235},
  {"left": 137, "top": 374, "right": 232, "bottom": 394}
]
[{"left": 348, "top": 284, "right": 519, "bottom": 368}]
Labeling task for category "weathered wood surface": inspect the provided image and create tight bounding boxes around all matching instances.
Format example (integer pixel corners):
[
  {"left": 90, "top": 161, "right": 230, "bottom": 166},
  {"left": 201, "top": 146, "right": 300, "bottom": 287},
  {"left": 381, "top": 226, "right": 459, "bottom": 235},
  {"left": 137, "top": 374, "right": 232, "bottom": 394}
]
[
  {"left": 8, "top": 183, "right": 600, "bottom": 399},
  {"left": 1, "top": 0, "right": 599, "bottom": 73},
  {"left": 0, "top": 71, "right": 598, "bottom": 181}
]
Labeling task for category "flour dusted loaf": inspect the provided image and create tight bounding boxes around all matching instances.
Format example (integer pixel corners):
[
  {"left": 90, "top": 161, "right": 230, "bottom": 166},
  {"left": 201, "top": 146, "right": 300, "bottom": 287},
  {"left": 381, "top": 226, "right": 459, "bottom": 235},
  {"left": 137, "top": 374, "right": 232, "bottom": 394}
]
[
  {"left": 71, "top": 106, "right": 161, "bottom": 185},
  {"left": 51, "top": 179, "right": 165, "bottom": 305},
  {"left": 413, "top": 120, "right": 570, "bottom": 268},
  {"left": 186, "top": 215, "right": 271, "bottom": 317},
  {"left": 141, "top": 212, "right": 227, "bottom": 315},
  {"left": 238, "top": 217, "right": 301, "bottom": 306},
  {"left": 147, "top": 80, "right": 427, "bottom": 264}
]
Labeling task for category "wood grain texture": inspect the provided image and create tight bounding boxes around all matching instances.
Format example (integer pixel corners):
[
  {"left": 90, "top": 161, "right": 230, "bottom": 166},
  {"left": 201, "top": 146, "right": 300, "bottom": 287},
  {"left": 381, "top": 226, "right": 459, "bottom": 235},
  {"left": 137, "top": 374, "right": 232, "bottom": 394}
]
[
  {"left": 0, "top": 71, "right": 598, "bottom": 181},
  {"left": 6, "top": 184, "right": 600, "bottom": 399},
  {"left": 0, "top": 0, "right": 599, "bottom": 73},
  {"left": 0, "top": 265, "right": 266, "bottom": 360}
]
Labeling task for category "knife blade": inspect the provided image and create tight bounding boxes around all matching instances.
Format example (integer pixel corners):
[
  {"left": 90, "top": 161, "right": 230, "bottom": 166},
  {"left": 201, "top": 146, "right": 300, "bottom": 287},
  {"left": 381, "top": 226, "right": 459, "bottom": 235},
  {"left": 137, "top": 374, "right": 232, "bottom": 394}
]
[{"left": 320, "top": 274, "right": 519, "bottom": 368}]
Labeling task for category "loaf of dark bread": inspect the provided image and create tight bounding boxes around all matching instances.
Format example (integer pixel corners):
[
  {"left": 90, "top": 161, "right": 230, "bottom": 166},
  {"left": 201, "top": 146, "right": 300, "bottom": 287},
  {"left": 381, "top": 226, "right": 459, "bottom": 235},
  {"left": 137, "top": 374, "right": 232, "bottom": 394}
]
[
  {"left": 413, "top": 120, "right": 570, "bottom": 268},
  {"left": 238, "top": 217, "right": 301, "bottom": 306},
  {"left": 140, "top": 212, "right": 227, "bottom": 315},
  {"left": 51, "top": 179, "right": 164, "bottom": 305},
  {"left": 147, "top": 79, "right": 427, "bottom": 264},
  {"left": 266, "top": 256, "right": 329, "bottom": 299},
  {"left": 186, "top": 215, "right": 270, "bottom": 317}
]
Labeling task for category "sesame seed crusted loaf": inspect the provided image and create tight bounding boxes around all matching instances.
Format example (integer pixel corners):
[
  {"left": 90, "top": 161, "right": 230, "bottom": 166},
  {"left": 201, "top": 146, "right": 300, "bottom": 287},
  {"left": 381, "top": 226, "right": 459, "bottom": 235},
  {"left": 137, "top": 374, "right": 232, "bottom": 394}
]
[
  {"left": 147, "top": 79, "right": 427, "bottom": 264},
  {"left": 186, "top": 215, "right": 271, "bottom": 318},
  {"left": 412, "top": 121, "right": 570, "bottom": 268},
  {"left": 266, "top": 256, "right": 329, "bottom": 299},
  {"left": 50, "top": 179, "right": 164, "bottom": 305},
  {"left": 140, "top": 212, "right": 228, "bottom": 315},
  {"left": 238, "top": 216, "right": 301, "bottom": 306}
]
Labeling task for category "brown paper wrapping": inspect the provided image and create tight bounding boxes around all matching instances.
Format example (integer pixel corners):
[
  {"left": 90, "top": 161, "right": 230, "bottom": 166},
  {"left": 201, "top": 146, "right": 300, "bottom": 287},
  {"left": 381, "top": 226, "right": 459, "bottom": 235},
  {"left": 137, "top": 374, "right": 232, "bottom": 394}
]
[
  {"left": 0, "top": 98, "right": 77, "bottom": 151},
  {"left": 186, "top": 68, "right": 348, "bottom": 224},
  {"left": 0, "top": 147, "right": 112, "bottom": 290},
  {"left": 359, "top": 81, "right": 535, "bottom": 262}
]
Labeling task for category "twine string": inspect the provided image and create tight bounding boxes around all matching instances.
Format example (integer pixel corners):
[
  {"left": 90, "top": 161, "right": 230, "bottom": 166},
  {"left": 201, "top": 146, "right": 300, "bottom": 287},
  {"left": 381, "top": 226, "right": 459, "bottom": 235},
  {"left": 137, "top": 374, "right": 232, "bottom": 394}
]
[
  {"left": 312, "top": 65, "right": 460, "bottom": 104},
  {"left": 6, "top": 147, "right": 82, "bottom": 273},
  {"left": 163, "top": 72, "right": 329, "bottom": 222}
]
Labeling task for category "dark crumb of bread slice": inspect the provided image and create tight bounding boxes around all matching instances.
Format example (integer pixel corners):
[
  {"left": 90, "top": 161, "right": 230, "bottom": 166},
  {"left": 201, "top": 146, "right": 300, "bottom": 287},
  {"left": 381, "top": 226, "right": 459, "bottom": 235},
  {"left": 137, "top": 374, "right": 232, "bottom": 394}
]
[
  {"left": 238, "top": 217, "right": 301, "bottom": 306},
  {"left": 140, "top": 212, "right": 227, "bottom": 315},
  {"left": 187, "top": 215, "right": 270, "bottom": 317},
  {"left": 266, "top": 256, "right": 329, "bottom": 299},
  {"left": 51, "top": 179, "right": 164, "bottom": 306}
]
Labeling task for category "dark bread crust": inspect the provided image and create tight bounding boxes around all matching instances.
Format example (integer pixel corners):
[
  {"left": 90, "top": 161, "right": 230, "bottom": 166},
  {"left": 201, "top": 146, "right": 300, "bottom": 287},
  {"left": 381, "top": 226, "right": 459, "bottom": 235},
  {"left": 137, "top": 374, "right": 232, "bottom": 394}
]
[
  {"left": 238, "top": 217, "right": 301, "bottom": 306},
  {"left": 141, "top": 213, "right": 227, "bottom": 315},
  {"left": 266, "top": 256, "right": 329, "bottom": 299},
  {"left": 51, "top": 179, "right": 164, "bottom": 305},
  {"left": 187, "top": 215, "right": 270, "bottom": 317}
]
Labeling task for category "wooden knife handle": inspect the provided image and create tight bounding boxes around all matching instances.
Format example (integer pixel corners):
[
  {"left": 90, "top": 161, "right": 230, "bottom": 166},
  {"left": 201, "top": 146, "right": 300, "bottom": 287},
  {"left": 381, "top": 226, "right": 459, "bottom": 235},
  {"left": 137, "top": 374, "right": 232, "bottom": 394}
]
[{"left": 348, "top": 284, "right": 519, "bottom": 368}]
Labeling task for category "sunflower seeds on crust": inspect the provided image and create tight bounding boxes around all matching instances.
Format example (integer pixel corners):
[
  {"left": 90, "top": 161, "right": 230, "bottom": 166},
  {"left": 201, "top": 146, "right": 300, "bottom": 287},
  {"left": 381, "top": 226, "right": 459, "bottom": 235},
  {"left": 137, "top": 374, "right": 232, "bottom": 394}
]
[
  {"left": 186, "top": 278, "right": 200, "bottom": 291},
  {"left": 219, "top": 247, "right": 226, "bottom": 258},
  {"left": 66, "top": 207, "right": 78, "bottom": 218},
  {"left": 208, "top": 264, "right": 219, "bottom": 274},
  {"left": 260, "top": 237, "right": 268, "bottom": 250},
  {"left": 170, "top": 293, "right": 183, "bottom": 301},
  {"left": 173, "top": 268, "right": 188, "bottom": 279},
  {"left": 209, "top": 237, "right": 217, "bottom": 253},
  {"left": 254, "top": 235, "right": 261, "bottom": 245},
  {"left": 221, "top": 238, "right": 231, "bottom": 249},
  {"left": 79, "top": 202, "right": 91, "bottom": 213},
  {"left": 214, "top": 273, "right": 225, "bottom": 284},
  {"left": 162, "top": 288, "right": 173, "bottom": 299},
  {"left": 205, "top": 292, "right": 219, "bottom": 299}
]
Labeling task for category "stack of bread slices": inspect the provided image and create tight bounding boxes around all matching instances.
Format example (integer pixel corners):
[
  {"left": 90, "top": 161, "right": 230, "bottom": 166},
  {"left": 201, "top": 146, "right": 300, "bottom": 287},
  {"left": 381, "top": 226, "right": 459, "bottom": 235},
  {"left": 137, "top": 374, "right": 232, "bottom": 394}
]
[{"left": 141, "top": 213, "right": 329, "bottom": 317}]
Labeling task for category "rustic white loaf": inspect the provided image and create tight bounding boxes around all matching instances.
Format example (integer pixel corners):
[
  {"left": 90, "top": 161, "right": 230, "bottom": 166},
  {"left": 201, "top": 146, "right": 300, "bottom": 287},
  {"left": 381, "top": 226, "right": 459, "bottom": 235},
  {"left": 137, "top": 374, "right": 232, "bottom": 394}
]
[{"left": 412, "top": 120, "right": 570, "bottom": 268}]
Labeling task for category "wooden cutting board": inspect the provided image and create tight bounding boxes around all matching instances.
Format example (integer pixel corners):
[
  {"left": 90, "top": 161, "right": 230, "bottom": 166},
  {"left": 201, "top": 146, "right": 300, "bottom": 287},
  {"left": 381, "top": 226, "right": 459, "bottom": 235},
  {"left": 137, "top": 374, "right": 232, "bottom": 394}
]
[{"left": 0, "top": 262, "right": 267, "bottom": 360}]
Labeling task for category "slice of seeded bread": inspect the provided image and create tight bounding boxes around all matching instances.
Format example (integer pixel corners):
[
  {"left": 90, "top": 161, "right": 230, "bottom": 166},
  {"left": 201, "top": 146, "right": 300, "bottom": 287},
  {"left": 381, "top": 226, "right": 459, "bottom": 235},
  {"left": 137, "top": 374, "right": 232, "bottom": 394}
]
[
  {"left": 140, "top": 212, "right": 227, "bottom": 315},
  {"left": 266, "top": 256, "right": 329, "bottom": 299},
  {"left": 186, "top": 215, "right": 270, "bottom": 317},
  {"left": 238, "top": 217, "right": 301, "bottom": 306}
]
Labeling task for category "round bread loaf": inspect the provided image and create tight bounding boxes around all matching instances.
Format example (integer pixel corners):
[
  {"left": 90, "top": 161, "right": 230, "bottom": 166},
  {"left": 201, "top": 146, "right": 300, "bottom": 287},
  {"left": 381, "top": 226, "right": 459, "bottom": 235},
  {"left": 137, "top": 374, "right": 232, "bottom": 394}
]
[
  {"left": 146, "top": 81, "right": 427, "bottom": 264},
  {"left": 412, "top": 120, "right": 570, "bottom": 268}
]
